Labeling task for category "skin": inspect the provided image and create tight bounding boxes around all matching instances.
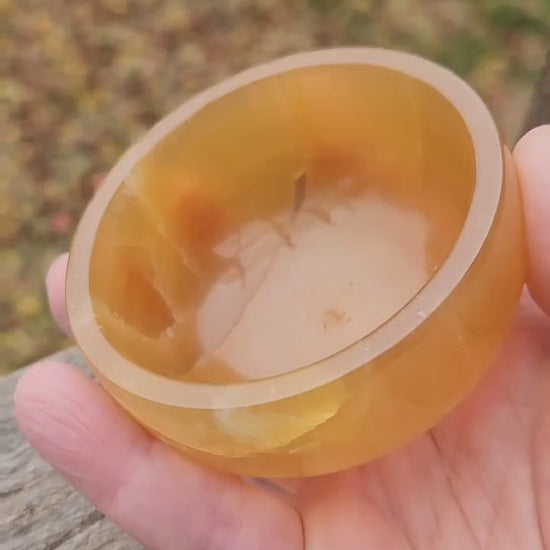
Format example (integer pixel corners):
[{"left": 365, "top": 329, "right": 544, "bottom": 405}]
[{"left": 15, "top": 125, "right": 550, "bottom": 550}]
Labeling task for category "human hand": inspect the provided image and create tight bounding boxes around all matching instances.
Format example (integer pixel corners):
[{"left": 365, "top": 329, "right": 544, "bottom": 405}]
[{"left": 15, "top": 125, "right": 550, "bottom": 549}]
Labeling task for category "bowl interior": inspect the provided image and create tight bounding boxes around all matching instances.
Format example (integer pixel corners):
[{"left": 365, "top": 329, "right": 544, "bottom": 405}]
[{"left": 89, "top": 63, "right": 475, "bottom": 384}]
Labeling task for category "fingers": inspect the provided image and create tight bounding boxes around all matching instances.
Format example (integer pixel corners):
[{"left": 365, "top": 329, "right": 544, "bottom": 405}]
[
  {"left": 14, "top": 362, "right": 303, "bottom": 550},
  {"left": 514, "top": 125, "right": 550, "bottom": 316},
  {"left": 46, "top": 253, "right": 70, "bottom": 336}
]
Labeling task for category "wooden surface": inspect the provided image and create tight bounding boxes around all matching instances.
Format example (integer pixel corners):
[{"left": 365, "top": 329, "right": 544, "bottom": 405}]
[
  {"left": 2, "top": 49, "right": 549, "bottom": 550},
  {"left": 2, "top": 348, "right": 141, "bottom": 550}
]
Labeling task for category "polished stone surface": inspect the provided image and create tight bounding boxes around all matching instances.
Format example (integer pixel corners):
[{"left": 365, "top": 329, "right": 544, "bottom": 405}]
[{"left": 70, "top": 55, "right": 525, "bottom": 477}]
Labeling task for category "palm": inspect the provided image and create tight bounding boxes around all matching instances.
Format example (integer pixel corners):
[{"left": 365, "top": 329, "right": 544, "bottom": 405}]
[
  {"left": 293, "top": 291, "right": 549, "bottom": 549},
  {"left": 15, "top": 126, "right": 550, "bottom": 549}
]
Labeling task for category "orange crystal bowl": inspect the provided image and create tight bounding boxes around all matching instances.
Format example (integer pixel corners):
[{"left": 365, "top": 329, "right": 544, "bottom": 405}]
[{"left": 66, "top": 48, "right": 525, "bottom": 478}]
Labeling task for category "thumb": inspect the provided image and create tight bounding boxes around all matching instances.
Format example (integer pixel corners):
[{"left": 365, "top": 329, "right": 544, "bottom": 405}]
[{"left": 514, "top": 125, "right": 550, "bottom": 316}]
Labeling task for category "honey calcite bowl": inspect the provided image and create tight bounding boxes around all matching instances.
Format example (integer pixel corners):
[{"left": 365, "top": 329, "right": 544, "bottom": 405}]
[{"left": 67, "top": 48, "right": 525, "bottom": 478}]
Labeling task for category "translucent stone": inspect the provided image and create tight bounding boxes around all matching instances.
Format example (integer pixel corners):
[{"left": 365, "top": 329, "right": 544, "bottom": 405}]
[{"left": 67, "top": 50, "right": 525, "bottom": 477}]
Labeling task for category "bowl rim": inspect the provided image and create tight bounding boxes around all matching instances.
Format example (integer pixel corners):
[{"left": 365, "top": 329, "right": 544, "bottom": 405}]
[{"left": 66, "top": 47, "right": 504, "bottom": 409}]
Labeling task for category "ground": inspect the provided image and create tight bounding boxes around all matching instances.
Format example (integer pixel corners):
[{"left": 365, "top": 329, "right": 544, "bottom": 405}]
[{"left": 2, "top": 0, "right": 549, "bottom": 373}]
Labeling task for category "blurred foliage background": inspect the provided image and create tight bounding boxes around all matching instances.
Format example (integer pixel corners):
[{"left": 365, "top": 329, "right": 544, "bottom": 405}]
[{"left": 2, "top": 0, "right": 549, "bottom": 373}]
